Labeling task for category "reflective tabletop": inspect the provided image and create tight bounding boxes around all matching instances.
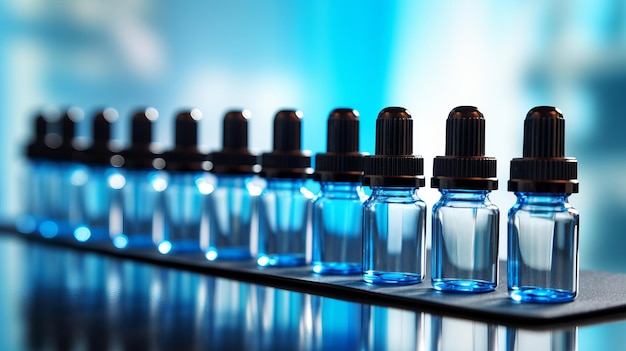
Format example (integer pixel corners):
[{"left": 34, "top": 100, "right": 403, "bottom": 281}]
[{"left": 0, "top": 233, "right": 625, "bottom": 351}]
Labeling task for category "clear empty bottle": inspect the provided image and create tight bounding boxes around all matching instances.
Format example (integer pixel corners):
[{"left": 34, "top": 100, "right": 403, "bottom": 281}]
[
  {"left": 257, "top": 110, "right": 313, "bottom": 267},
  {"left": 312, "top": 108, "right": 365, "bottom": 275},
  {"left": 431, "top": 106, "right": 499, "bottom": 292},
  {"left": 508, "top": 106, "right": 580, "bottom": 303},
  {"left": 111, "top": 107, "right": 168, "bottom": 250},
  {"left": 205, "top": 109, "right": 261, "bottom": 261},
  {"left": 362, "top": 107, "right": 426, "bottom": 285},
  {"left": 73, "top": 108, "right": 124, "bottom": 243},
  {"left": 158, "top": 109, "right": 212, "bottom": 254}
]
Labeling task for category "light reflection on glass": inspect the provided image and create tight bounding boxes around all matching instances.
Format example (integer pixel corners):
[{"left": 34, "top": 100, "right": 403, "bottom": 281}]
[
  {"left": 0, "top": 235, "right": 614, "bottom": 350},
  {"left": 506, "top": 327, "right": 578, "bottom": 351}
]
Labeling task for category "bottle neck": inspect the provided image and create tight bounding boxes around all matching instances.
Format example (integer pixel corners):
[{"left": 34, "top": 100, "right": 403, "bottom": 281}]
[
  {"left": 216, "top": 174, "right": 252, "bottom": 188},
  {"left": 439, "top": 189, "right": 489, "bottom": 202},
  {"left": 267, "top": 177, "right": 305, "bottom": 191},
  {"left": 320, "top": 181, "right": 361, "bottom": 193},
  {"left": 514, "top": 192, "right": 569, "bottom": 206},
  {"left": 370, "top": 186, "right": 416, "bottom": 197}
]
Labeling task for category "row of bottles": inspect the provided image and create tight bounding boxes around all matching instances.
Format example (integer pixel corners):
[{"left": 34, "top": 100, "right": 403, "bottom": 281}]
[{"left": 17, "top": 105, "right": 579, "bottom": 303}]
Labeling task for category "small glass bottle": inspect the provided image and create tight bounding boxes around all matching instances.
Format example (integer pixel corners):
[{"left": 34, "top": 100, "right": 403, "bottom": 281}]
[
  {"left": 16, "top": 110, "right": 58, "bottom": 234},
  {"left": 431, "top": 106, "right": 499, "bottom": 292},
  {"left": 205, "top": 109, "right": 261, "bottom": 261},
  {"left": 73, "top": 108, "right": 124, "bottom": 242},
  {"left": 111, "top": 107, "right": 168, "bottom": 250},
  {"left": 158, "top": 109, "right": 212, "bottom": 254},
  {"left": 257, "top": 109, "right": 313, "bottom": 267},
  {"left": 362, "top": 107, "right": 426, "bottom": 285},
  {"left": 508, "top": 106, "right": 580, "bottom": 303},
  {"left": 41, "top": 107, "right": 87, "bottom": 238},
  {"left": 312, "top": 108, "right": 365, "bottom": 275}
]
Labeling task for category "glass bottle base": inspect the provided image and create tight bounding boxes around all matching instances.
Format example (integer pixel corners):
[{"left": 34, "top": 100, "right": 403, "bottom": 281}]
[
  {"left": 157, "top": 240, "right": 201, "bottom": 255},
  {"left": 111, "top": 234, "right": 154, "bottom": 249},
  {"left": 509, "top": 286, "right": 576, "bottom": 303},
  {"left": 312, "top": 262, "right": 361, "bottom": 275},
  {"left": 73, "top": 226, "right": 110, "bottom": 243},
  {"left": 205, "top": 247, "right": 253, "bottom": 261},
  {"left": 363, "top": 270, "right": 422, "bottom": 285},
  {"left": 257, "top": 253, "right": 306, "bottom": 267},
  {"left": 432, "top": 278, "right": 496, "bottom": 293}
]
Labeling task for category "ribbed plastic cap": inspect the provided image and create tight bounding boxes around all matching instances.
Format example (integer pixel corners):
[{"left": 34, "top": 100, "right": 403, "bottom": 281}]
[
  {"left": 78, "top": 108, "right": 122, "bottom": 166},
  {"left": 431, "top": 106, "right": 498, "bottom": 190},
  {"left": 210, "top": 109, "right": 260, "bottom": 175},
  {"left": 363, "top": 107, "right": 424, "bottom": 187},
  {"left": 508, "top": 106, "right": 579, "bottom": 194},
  {"left": 261, "top": 109, "right": 312, "bottom": 179},
  {"left": 162, "top": 109, "right": 209, "bottom": 172},
  {"left": 121, "top": 107, "right": 162, "bottom": 169},
  {"left": 314, "top": 108, "right": 364, "bottom": 182},
  {"left": 26, "top": 112, "right": 57, "bottom": 159},
  {"left": 49, "top": 107, "right": 83, "bottom": 161}
]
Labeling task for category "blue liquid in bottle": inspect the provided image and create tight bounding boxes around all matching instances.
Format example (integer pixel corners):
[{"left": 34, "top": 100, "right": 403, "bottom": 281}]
[
  {"left": 431, "top": 106, "right": 499, "bottom": 293},
  {"left": 312, "top": 108, "right": 365, "bottom": 275},
  {"left": 111, "top": 107, "right": 166, "bottom": 250},
  {"left": 362, "top": 107, "right": 426, "bottom": 285},
  {"left": 206, "top": 110, "right": 261, "bottom": 261},
  {"left": 257, "top": 110, "right": 313, "bottom": 267},
  {"left": 508, "top": 106, "right": 580, "bottom": 303},
  {"left": 158, "top": 109, "right": 210, "bottom": 254}
]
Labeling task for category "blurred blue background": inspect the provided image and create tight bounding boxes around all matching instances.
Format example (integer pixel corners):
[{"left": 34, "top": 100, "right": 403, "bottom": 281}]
[{"left": 1, "top": 0, "right": 625, "bottom": 273}]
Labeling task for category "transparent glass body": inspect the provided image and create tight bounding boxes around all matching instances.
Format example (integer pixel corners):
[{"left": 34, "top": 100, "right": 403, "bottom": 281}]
[
  {"left": 508, "top": 192, "right": 579, "bottom": 303},
  {"left": 257, "top": 178, "right": 312, "bottom": 267},
  {"left": 110, "top": 168, "right": 168, "bottom": 249},
  {"left": 16, "top": 159, "right": 51, "bottom": 234},
  {"left": 205, "top": 175, "right": 260, "bottom": 261},
  {"left": 31, "top": 161, "right": 86, "bottom": 238},
  {"left": 72, "top": 165, "right": 124, "bottom": 242},
  {"left": 158, "top": 171, "right": 213, "bottom": 255},
  {"left": 362, "top": 187, "right": 426, "bottom": 285},
  {"left": 431, "top": 189, "right": 499, "bottom": 292},
  {"left": 312, "top": 182, "right": 366, "bottom": 275}
]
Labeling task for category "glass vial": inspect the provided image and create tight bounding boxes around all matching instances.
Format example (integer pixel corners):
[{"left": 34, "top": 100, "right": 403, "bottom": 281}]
[
  {"left": 111, "top": 107, "right": 168, "bottom": 249},
  {"left": 73, "top": 108, "right": 124, "bottom": 242},
  {"left": 257, "top": 109, "right": 313, "bottom": 267},
  {"left": 17, "top": 110, "right": 59, "bottom": 234},
  {"left": 158, "top": 109, "right": 211, "bottom": 254},
  {"left": 205, "top": 109, "right": 261, "bottom": 261},
  {"left": 40, "top": 107, "right": 87, "bottom": 238},
  {"left": 312, "top": 108, "right": 365, "bottom": 275},
  {"left": 508, "top": 106, "right": 580, "bottom": 303},
  {"left": 431, "top": 106, "right": 499, "bottom": 292},
  {"left": 362, "top": 107, "right": 426, "bottom": 285}
]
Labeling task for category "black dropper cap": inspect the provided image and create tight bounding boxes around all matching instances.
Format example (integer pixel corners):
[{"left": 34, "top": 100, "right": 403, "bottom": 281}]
[
  {"left": 261, "top": 109, "right": 312, "bottom": 179},
  {"left": 161, "top": 109, "right": 209, "bottom": 172},
  {"left": 51, "top": 107, "right": 83, "bottom": 161},
  {"left": 508, "top": 106, "right": 579, "bottom": 194},
  {"left": 26, "top": 109, "right": 59, "bottom": 160},
  {"left": 363, "top": 107, "right": 424, "bottom": 187},
  {"left": 210, "top": 110, "right": 260, "bottom": 175},
  {"left": 78, "top": 108, "right": 122, "bottom": 166},
  {"left": 314, "top": 108, "right": 364, "bottom": 182},
  {"left": 431, "top": 106, "right": 497, "bottom": 190},
  {"left": 121, "top": 107, "right": 162, "bottom": 169}
]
